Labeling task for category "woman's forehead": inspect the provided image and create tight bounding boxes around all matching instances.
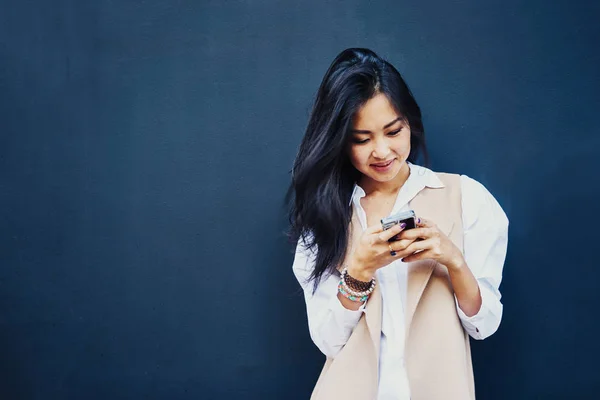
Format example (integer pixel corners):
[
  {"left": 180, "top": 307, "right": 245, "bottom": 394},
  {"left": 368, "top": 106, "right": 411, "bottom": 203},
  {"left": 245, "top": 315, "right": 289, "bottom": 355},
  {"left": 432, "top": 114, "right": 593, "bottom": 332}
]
[{"left": 353, "top": 94, "right": 402, "bottom": 130}]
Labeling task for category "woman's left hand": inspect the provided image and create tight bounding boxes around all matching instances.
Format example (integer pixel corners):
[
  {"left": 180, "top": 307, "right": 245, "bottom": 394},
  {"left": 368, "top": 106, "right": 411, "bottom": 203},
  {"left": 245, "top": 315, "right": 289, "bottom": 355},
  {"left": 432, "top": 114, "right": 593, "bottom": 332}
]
[{"left": 391, "top": 217, "right": 465, "bottom": 270}]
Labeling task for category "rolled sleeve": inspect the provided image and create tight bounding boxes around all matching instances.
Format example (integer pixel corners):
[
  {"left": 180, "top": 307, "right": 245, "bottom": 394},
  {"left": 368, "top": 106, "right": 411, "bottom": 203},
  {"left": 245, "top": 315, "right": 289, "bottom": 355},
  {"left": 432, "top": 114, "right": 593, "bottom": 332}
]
[
  {"left": 455, "top": 278, "right": 504, "bottom": 339},
  {"left": 292, "top": 237, "right": 366, "bottom": 358},
  {"left": 328, "top": 287, "right": 366, "bottom": 329}
]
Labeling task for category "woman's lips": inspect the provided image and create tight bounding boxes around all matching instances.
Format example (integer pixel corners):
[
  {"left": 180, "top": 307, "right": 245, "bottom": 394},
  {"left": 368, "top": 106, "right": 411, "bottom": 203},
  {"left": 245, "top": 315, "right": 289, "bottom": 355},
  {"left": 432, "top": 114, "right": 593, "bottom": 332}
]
[{"left": 371, "top": 159, "right": 395, "bottom": 172}]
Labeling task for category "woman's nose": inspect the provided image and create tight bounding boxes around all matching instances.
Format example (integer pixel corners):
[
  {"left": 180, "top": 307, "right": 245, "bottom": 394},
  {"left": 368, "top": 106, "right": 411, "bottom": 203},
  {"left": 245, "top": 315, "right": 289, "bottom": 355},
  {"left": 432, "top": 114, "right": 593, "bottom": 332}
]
[{"left": 372, "top": 139, "right": 391, "bottom": 159}]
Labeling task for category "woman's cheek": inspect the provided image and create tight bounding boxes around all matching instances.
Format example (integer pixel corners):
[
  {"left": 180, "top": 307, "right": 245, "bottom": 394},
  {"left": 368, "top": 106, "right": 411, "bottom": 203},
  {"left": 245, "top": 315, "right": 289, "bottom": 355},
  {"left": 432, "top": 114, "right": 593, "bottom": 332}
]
[{"left": 349, "top": 147, "right": 366, "bottom": 168}]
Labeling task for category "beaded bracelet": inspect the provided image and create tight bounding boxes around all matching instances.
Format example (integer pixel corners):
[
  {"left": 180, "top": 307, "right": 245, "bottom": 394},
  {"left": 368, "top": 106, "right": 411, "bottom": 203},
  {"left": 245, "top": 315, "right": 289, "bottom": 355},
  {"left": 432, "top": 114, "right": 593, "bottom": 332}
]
[
  {"left": 338, "top": 281, "right": 370, "bottom": 302},
  {"left": 341, "top": 267, "right": 376, "bottom": 297},
  {"left": 341, "top": 276, "right": 375, "bottom": 297},
  {"left": 344, "top": 271, "right": 372, "bottom": 292}
]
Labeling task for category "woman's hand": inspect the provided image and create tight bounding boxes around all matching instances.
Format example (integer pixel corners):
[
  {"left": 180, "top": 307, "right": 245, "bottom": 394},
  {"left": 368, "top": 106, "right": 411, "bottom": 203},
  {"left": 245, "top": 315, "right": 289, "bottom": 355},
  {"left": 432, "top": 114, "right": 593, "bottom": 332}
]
[
  {"left": 346, "top": 222, "right": 412, "bottom": 281},
  {"left": 392, "top": 218, "right": 465, "bottom": 270}
]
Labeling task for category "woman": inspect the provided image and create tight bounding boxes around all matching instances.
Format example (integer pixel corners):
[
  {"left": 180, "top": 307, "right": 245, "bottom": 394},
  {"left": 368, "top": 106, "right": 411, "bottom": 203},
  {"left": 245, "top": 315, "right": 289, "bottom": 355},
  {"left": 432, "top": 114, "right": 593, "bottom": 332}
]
[{"left": 289, "top": 48, "right": 508, "bottom": 400}]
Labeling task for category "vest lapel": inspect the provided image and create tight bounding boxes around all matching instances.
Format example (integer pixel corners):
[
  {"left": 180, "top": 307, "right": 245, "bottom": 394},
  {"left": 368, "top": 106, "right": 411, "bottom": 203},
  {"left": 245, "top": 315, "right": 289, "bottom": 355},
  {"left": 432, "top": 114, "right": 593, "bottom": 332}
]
[
  {"left": 405, "top": 187, "right": 455, "bottom": 331},
  {"left": 365, "top": 279, "right": 382, "bottom": 354}
]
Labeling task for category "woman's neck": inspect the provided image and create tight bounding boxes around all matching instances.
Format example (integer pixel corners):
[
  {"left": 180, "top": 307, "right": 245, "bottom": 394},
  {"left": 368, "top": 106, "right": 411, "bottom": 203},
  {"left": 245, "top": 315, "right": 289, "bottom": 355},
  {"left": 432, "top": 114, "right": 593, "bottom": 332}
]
[{"left": 358, "top": 162, "right": 411, "bottom": 196}]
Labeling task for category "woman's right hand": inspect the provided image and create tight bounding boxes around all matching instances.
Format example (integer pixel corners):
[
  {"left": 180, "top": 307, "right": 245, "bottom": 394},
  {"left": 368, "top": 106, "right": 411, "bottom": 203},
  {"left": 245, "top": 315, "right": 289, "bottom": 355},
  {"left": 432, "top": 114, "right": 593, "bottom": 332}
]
[{"left": 346, "top": 222, "right": 412, "bottom": 281}]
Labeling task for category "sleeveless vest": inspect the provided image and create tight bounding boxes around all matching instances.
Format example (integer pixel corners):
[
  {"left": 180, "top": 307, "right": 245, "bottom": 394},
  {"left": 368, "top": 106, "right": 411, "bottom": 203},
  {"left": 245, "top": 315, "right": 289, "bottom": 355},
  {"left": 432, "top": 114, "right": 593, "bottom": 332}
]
[{"left": 310, "top": 173, "right": 475, "bottom": 400}]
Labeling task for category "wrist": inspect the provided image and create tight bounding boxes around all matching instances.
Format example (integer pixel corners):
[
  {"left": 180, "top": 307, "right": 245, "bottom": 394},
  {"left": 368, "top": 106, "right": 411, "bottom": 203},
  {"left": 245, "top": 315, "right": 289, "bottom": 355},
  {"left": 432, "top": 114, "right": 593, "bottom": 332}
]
[
  {"left": 346, "top": 255, "right": 375, "bottom": 282},
  {"left": 446, "top": 254, "right": 467, "bottom": 273}
]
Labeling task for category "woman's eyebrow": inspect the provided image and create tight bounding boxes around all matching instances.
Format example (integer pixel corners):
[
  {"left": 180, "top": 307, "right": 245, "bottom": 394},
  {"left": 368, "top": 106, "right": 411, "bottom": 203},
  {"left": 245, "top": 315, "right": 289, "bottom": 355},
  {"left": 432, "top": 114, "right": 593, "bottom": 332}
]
[{"left": 350, "top": 117, "right": 402, "bottom": 134}]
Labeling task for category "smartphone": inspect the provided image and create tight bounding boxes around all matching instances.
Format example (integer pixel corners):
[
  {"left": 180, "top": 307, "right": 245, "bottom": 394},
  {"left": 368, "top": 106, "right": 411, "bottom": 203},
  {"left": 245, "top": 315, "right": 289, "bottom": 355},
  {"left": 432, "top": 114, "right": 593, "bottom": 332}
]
[{"left": 381, "top": 210, "right": 417, "bottom": 242}]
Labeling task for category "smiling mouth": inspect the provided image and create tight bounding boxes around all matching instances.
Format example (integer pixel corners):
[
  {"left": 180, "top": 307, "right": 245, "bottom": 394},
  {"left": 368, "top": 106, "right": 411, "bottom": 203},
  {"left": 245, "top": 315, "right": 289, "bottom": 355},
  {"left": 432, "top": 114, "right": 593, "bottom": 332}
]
[{"left": 371, "top": 159, "right": 394, "bottom": 167}]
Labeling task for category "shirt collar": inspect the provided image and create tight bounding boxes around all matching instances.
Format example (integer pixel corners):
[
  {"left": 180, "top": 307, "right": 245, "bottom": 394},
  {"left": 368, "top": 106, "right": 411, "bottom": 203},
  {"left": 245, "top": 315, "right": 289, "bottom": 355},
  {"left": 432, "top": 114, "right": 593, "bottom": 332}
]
[
  {"left": 349, "top": 162, "right": 444, "bottom": 206},
  {"left": 406, "top": 162, "right": 445, "bottom": 189}
]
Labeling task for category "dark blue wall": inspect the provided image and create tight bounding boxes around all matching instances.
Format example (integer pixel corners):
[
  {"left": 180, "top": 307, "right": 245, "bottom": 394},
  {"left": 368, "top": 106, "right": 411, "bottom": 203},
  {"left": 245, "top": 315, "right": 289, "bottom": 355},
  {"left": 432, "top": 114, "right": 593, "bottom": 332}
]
[{"left": 1, "top": 1, "right": 599, "bottom": 398}]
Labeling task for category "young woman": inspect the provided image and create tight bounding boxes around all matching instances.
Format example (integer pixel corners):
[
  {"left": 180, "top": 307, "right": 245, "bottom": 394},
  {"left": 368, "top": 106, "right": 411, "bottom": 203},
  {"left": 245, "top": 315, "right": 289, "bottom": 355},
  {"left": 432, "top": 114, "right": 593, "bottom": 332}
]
[{"left": 289, "top": 48, "right": 508, "bottom": 400}]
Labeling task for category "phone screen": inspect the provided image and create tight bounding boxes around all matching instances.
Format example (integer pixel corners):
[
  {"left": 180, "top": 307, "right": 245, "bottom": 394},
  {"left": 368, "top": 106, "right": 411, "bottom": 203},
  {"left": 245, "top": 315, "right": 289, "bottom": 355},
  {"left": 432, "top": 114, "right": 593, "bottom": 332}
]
[{"left": 388, "top": 216, "right": 416, "bottom": 242}]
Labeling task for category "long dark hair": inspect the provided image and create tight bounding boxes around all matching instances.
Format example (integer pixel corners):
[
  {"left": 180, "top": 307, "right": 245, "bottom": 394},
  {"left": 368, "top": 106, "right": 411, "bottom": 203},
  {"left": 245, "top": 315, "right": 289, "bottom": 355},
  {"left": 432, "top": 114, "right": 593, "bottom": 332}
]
[{"left": 289, "top": 48, "right": 428, "bottom": 290}]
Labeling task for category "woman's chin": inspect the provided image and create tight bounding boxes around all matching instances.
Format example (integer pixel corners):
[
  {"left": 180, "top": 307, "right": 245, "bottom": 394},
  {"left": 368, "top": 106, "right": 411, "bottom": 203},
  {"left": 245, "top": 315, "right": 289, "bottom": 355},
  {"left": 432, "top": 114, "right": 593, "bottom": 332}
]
[{"left": 364, "top": 161, "right": 407, "bottom": 183}]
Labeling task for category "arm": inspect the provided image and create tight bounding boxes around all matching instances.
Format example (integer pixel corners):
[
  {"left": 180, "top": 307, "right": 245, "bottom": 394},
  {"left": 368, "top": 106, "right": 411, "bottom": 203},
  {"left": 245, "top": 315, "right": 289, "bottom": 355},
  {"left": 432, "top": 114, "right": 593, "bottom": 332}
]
[
  {"left": 391, "top": 176, "right": 508, "bottom": 339},
  {"left": 447, "top": 259, "right": 482, "bottom": 318},
  {"left": 452, "top": 175, "right": 509, "bottom": 339},
  {"left": 292, "top": 237, "right": 365, "bottom": 358},
  {"left": 293, "top": 222, "right": 406, "bottom": 356}
]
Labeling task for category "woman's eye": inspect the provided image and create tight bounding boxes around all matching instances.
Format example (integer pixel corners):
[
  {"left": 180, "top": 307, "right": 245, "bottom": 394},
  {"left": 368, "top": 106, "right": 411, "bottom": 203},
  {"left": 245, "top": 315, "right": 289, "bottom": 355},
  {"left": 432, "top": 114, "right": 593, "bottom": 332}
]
[
  {"left": 387, "top": 129, "right": 402, "bottom": 136},
  {"left": 352, "top": 138, "right": 369, "bottom": 144}
]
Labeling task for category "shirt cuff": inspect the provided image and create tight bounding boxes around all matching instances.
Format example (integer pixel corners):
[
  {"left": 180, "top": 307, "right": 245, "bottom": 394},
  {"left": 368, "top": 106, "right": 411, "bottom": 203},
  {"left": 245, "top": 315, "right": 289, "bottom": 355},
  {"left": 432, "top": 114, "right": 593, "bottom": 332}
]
[
  {"left": 329, "top": 288, "right": 366, "bottom": 329},
  {"left": 454, "top": 282, "right": 493, "bottom": 339}
]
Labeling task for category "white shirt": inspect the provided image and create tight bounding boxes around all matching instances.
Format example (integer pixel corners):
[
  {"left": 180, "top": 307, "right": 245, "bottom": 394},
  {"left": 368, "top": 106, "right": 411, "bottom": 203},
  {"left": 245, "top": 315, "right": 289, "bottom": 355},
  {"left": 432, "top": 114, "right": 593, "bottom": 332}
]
[{"left": 292, "top": 163, "right": 509, "bottom": 400}]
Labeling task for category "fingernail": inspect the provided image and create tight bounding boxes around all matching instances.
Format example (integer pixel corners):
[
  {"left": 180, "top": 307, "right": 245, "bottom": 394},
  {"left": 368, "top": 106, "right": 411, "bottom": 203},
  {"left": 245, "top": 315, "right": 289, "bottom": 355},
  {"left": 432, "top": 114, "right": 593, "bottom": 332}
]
[
  {"left": 417, "top": 218, "right": 421, "bottom": 224},
  {"left": 399, "top": 222, "right": 406, "bottom": 229}
]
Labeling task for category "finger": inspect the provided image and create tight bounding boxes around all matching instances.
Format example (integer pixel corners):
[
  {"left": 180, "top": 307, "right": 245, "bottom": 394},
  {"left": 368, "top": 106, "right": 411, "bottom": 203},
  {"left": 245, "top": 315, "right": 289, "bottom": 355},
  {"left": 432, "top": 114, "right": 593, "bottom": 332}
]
[
  {"left": 392, "top": 238, "right": 434, "bottom": 259},
  {"left": 399, "top": 227, "right": 437, "bottom": 241},
  {"left": 389, "top": 237, "right": 417, "bottom": 253},
  {"left": 377, "top": 222, "right": 407, "bottom": 242},
  {"left": 416, "top": 217, "right": 433, "bottom": 227},
  {"left": 402, "top": 248, "right": 434, "bottom": 263},
  {"left": 400, "top": 238, "right": 435, "bottom": 256},
  {"left": 365, "top": 223, "right": 385, "bottom": 234}
]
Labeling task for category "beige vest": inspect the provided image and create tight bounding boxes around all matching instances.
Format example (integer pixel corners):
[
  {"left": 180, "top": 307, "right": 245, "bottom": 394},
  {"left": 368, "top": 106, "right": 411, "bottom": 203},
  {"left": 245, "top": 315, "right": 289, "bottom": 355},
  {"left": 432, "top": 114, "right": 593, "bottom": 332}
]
[{"left": 310, "top": 173, "right": 475, "bottom": 400}]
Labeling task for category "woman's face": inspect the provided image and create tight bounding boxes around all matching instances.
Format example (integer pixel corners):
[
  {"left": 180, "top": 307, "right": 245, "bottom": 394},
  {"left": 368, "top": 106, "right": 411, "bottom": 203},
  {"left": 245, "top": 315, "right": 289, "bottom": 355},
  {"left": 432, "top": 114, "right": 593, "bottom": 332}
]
[{"left": 347, "top": 93, "right": 411, "bottom": 184}]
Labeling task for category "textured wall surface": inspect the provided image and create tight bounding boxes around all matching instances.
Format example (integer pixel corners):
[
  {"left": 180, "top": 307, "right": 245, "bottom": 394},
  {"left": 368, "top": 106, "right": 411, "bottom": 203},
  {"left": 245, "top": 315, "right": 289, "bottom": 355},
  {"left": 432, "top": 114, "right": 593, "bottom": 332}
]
[{"left": 1, "top": 1, "right": 599, "bottom": 398}]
